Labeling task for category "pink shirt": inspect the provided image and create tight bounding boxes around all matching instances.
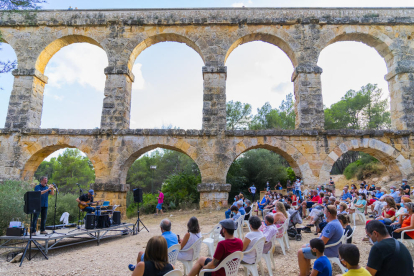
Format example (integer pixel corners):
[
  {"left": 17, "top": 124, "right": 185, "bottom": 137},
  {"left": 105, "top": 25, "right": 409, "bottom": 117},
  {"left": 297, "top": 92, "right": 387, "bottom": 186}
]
[{"left": 158, "top": 192, "right": 164, "bottom": 204}]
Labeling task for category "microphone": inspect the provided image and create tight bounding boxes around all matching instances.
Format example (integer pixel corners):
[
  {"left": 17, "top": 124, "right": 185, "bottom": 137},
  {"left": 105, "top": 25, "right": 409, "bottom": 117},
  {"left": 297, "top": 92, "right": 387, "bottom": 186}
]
[
  {"left": 53, "top": 183, "right": 59, "bottom": 194},
  {"left": 76, "top": 183, "right": 80, "bottom": 186}
]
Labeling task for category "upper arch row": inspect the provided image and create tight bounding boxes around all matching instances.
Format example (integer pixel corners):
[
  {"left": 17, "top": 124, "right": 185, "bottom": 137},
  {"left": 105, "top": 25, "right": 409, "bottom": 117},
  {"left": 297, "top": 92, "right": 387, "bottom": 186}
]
[{"left": 0, "top": 24, "right": 402, "bottom": 75}]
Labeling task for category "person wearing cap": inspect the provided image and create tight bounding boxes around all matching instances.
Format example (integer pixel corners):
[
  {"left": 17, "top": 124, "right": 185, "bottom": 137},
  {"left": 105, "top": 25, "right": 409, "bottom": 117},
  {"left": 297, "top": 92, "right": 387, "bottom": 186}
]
[
  {"left": 402, "top": 179, "right": 410, "bottom": 195},
  {"left": 188, "top": 219, "right": 243, "bottom": 276},
  {"left": 76, "top": 189, "right": 97, "bottom": 213}
]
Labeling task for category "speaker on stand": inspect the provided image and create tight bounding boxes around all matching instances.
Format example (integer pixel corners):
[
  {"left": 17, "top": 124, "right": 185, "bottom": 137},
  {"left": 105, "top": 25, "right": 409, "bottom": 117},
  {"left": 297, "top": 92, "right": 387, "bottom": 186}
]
[
  {"left": 133, "top": 188, "right": 148, "bottom": 234},
  {"left": 20, "top": 191, "right": 48, "bottom": 266},
  {"left": 112, "top": 211, "right": 121, "bottom": 225}
]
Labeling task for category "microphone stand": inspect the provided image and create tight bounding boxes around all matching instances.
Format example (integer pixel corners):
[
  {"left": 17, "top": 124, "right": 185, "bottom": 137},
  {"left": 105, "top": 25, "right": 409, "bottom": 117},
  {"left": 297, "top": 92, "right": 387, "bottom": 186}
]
[
  {"left": 48, "top": 183, "right": 65, "bottom": 237},
  {"left": 69, "top": 183, "right": 82, "bottom": 233}
]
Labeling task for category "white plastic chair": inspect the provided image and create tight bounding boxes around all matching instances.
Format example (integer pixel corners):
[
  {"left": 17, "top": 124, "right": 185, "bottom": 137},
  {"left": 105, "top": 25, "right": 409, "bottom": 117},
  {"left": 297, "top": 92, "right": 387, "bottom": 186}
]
[
  {"left": 178, "top": 237, "right": 204, "bottom": 275},
  {"left": 164, "top": 270, "right": 183, "bottom": 276},
  {"left": 199, "top": 251, "right": 243, "bottom": 276},
  {"left": 202, "top": 224, "right": 221, "bottom": 257},
  {"left": 236, "top": 215, "right": 245, "bottom": 239},
  {"left": 342, "top": 226, "right": 356, "bottom": 244},
  {"left": 243, "top": 208, "right": 253, "bottom": 232},
  {"left": 401, "top": 229, "right": 414, "bottom": 248},
  {"left": 241, "top": 237, "right": 266, "bottom": 276},
  {"left": 352, "top": 209, "right": 367, "bottom": 226},
  {"left": 275, "top": 220, "right": 289, "bottom": 255},
  {"left": 261, "top": 234, "right": 277, "bottom": 276},
  {"left": 168, "top": 244, "right": 181, "bottom": 266},
  {"left": 282, "top": 218, "right": 290, "bottom": 250},
  {"left": 325, "top": 233, "right": 347, "bottom": 274}
]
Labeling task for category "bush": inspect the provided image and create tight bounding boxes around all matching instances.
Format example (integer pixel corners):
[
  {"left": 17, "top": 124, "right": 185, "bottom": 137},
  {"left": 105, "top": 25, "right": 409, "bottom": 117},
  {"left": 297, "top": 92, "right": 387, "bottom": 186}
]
[
  {"left": 46, "top": 193, "right": 79, "bottom": 225},
  {"left": 0, "top": 180, "right": 32, "bottom": 235},
  {"left": 344, "top": 154, "right": 385, "bottom": 180},
  {"left": 162, "top": 173, "right": 201, "bottom": 209},
  {"left": 127, "top": 192, "right": 158, "bottom": 217}
]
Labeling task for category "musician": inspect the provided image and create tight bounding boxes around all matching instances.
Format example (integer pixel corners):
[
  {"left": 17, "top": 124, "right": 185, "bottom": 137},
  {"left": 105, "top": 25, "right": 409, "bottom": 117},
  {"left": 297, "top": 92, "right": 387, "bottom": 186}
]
[
  {"left": 31, "top": 176, "right": 55, "bottom": 235},
  {"left": 76, "top": 189, "right": 97, "bottom": 213}
]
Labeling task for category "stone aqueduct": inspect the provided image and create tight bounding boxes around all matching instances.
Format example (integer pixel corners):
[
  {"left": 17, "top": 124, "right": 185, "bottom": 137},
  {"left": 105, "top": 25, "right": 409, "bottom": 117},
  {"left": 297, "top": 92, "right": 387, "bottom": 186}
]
[{"left": 1, "top": 8, "right": 414, "bottom": 214}]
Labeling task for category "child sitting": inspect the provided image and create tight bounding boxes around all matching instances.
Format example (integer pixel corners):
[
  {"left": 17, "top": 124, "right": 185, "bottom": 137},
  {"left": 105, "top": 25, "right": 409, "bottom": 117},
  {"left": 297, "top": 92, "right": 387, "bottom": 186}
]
[
  {"left": 337, "top": 244, "right": 370, "bottom": 276},
  {"left": 310, "top": 238, "right": 332, "bottom": 276}
]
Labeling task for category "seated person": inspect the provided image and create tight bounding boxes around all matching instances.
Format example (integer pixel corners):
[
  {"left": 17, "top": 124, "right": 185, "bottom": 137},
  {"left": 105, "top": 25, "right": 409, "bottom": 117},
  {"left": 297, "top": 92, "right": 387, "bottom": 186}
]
[
  {"left": 225, "top": 195, "right": 239, "bottom": 219},
  {"left": 370, "top": 189, "right": 390, "bottom": 217},
  {"left": 257, "top": 194, "right": 270, "bottom": 212},
  {"left": 289, "top": 192, "right": 297, "bottom": 206},
  {"left": 188, "top": 219, "right": 243, "bottom": 276},
  {"left": 340, "top": 186, "right": 352, "bottom": 201},
  {"left": 387, "top": 202, "right": 414, "bottom": 240},
  {"left": 337, "top": 213, "right": 353, "bottom": 243},
  {"left": 130, "top": 219, "right": 178, "bottom": 271},
  {"left": 301, "top": 190, "right": 320, "bottom": 218},
  {"left": 354, "top": 193, "right": 367, "bottom": 215},
  {"left": 244, "top": 200, "right": 252, "bottom": 220},
  {"left": 309, "top": 238, "right": 332, "bottom": 276},
  {"left": 273, "top": 202, "right": 287, "bottom": 227},
  {"left": 307, "top": 196, "right": 329, "bottom": 227},
  {"left": 375, "top": 197, "right": 396, "bottom": 224},
  {"left": 76, "top": 189, "right": 97, "bottom": 213},
  {"left": 261, "top": 214, "right": 278, "bottom": 253},
  {"left": 338, "top": 202, "right": 348, "bottom": 215},
  {"left": 237, "top": 201, "right": 246, "bottom": 216},
  {"left": 358, "top": 183, "right": 368, "bottom": 196},
  {"left": 338, "top": 244, "right": 371, "bottom": 276},
  {"left": 241, "top": 216, "right": 263, "bottom": 264},
  {"left": 178, "top": 217, "right": 201, "bottom": 261},
  {"left": 131, "top": 236, "right": 174, "bottom": 276},
  {"left": 297, "top": 205, "right": 343, "bottom": 276}
]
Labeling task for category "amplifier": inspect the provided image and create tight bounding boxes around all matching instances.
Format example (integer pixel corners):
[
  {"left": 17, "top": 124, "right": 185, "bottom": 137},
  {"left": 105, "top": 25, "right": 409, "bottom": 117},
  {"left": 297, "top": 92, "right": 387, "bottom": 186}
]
[
  {"left": 85, "top": 214, "right": 96, "bottom": 229},
  {"left": 6, "top": 227, "right": 25, "bottom": 236},
  {"left": 97, "top": 215, "right": 111, "bottom": 228}
]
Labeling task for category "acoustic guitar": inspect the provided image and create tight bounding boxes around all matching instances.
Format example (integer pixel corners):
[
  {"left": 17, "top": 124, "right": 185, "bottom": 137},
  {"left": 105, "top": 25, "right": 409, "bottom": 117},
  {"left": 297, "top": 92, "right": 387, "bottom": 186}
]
[{"left": 78, "top": 199, "right": 104, "bottom": 210}]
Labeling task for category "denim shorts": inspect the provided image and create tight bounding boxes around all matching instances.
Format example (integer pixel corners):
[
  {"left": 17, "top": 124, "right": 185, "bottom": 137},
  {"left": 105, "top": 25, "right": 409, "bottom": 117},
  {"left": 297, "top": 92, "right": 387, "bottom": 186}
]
[
  {"left": 156, "top": 203, "right": 163, "bottom": 210},
  {"left": 302, "top": 247, "right": 317, "bottom": 260}
]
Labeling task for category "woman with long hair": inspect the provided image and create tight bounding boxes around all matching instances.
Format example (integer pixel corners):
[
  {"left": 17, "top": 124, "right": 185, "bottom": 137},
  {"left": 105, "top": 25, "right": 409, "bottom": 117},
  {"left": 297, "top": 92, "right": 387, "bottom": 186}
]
[
  {"left": 132, "top": 236, "right": 174, "bottom": 276},
  {"left": 389, "top": 202, "right": 414, "bottom": 240},
  {"left": 178, "top": 217, "right": 201, "bottom": 261}
]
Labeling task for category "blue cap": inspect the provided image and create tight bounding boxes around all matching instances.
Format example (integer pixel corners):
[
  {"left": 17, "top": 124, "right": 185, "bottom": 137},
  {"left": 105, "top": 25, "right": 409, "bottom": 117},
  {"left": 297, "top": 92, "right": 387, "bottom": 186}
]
[{"left": 89, "top": 189, "right": 94, "bottom": 195}]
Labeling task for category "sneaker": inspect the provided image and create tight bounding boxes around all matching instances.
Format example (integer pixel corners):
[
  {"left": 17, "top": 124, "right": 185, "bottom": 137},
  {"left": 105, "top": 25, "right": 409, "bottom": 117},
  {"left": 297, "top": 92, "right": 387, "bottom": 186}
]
[
  {"left": 40, "top": 231, "right": 48, "bottom": 235},
  {"left": 31, "top": 232, "right": 37, "bottom": 236},
  {"left": 128, "top": 264, "right": 136, "bottom": 271},
  {"left": 369, "top": 215, "right": 374, "bottom": 218}
]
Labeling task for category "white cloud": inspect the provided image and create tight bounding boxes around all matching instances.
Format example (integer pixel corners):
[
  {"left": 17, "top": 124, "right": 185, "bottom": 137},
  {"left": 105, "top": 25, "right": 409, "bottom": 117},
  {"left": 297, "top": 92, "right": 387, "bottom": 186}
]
[
  {"left": 45, "top": 43, "right": 108, "bottom": 92},
  {"left": 132, "top": 63, "right": 145, "bottom": 90},
  {"left": 232, "top": 2, "right": 246, "bottom": 7}
]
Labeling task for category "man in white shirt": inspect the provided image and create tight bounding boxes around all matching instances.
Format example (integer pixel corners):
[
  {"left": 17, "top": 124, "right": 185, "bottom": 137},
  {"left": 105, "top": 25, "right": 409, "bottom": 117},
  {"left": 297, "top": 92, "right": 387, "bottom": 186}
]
[{"left": 248, "top": 183, "right": 257, "bottom": 202}]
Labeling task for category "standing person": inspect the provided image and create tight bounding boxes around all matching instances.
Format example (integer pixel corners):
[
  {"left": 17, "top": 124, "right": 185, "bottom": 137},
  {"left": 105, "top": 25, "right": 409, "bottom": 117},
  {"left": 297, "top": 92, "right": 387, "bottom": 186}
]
[
  {"left": 275, "top": 182, "right": 282, "bottom": 190},
  {"left": 248, "top": 183, "right": 257, "bottom": 202},
  {"left": 365, "top": 220, "right": 414, "bottom": 276},
  {"left": 266, "top": 181, "right": 270, "bottom": 192},
  {"left": 156, "top": 189, "right": 164, "bottom": 215},
  {"left": 31, "top": 176, "right": 55, "bottom": 235},
  {"left": 402, "top": 179, "right": 410, "bottom": 195},
  {"left": 328, "top": 177, "right": 335, "bottom": 196}
]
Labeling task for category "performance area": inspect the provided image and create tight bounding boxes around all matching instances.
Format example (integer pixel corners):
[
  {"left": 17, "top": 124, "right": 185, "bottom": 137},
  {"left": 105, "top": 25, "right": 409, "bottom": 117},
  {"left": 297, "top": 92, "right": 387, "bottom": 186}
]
[{"left": 0, "top": 209, "right": 392, "bottom": 276}]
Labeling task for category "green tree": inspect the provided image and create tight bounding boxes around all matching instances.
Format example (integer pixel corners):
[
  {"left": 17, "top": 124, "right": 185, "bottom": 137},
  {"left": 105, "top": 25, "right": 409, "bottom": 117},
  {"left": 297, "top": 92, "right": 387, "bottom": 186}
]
[
  {"left": 47, "top": 149, "right": 95, "bottom": 193},
  {"left": 226, "top": 100, "right": 252, "bottom": 130}
]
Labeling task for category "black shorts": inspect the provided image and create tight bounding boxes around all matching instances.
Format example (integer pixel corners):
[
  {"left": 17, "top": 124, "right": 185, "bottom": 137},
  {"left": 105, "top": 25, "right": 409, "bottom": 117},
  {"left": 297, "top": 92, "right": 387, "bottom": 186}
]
[{"left": 204, "top": 258, "right": 213, "bottom": 276}]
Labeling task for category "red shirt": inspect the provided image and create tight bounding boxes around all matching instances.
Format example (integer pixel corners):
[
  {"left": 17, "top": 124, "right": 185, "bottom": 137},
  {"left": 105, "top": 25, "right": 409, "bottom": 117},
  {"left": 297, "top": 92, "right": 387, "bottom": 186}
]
[
  {"left": 212, "top": 238, "right": 243, "bottom": 276},
  {"left": 311, "top": 196, "right": 320, "bottom": 203}
]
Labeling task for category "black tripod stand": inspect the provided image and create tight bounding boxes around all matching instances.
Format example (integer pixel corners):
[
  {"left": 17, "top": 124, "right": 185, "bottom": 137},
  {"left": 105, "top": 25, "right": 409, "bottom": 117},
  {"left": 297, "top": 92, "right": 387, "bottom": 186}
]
[
  {"left": 133, "top": 202, "right": 148, "bottom": 235},
  {"left": 20, "top": 213, "right": 48, "bottom": 267}
]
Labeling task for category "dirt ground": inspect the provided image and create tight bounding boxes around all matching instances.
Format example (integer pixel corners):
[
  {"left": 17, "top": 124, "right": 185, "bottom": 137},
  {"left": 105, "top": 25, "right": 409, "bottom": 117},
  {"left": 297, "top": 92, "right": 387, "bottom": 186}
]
[{"left": 0, "top": 206, "right": 395, "bottom": 276}]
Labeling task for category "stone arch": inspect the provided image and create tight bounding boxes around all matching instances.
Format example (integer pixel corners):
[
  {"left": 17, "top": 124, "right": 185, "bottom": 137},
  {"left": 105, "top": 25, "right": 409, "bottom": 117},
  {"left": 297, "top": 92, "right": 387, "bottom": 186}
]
[
  {"left": 224, "top": 32, "right": 298, "bottom": 67},
  {"left": 319, "top": 138, "right": 413, "bottom": 182},
  {"left": 117, "top": 138, "right": 199, "bottom": 185},
  {"left": 35, "top": 34, "right": 106, "bottom": 74},
  {"left": 19, "top": 138, "right": 99, "bottom": 181},
  {"left": 319, "top": 28, "right": 394, "bottom": 69},
  {"left": 127, "top": 33, "right": 205, "bottom": 71},
  {"left": 225, "top": 137, "right": 316, "bottom": 184}
]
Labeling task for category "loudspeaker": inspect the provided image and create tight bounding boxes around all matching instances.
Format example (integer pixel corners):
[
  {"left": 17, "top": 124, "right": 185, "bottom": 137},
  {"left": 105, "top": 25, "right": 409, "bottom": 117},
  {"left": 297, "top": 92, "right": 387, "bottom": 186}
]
[
  {"left": 97, "top": 215, "right": 110, "bottom": 228},
  {"left": 112, "top": 211, "right": 121, "bottom": 225},
  {"left": 85, "top": 214, "right": 96, "bottom": 229},
  {"left": 24, "top": 191, "right": 41, "bottom": 214},
  {"left": 133, "top": 188, "right": 143, "bottom": 203}
]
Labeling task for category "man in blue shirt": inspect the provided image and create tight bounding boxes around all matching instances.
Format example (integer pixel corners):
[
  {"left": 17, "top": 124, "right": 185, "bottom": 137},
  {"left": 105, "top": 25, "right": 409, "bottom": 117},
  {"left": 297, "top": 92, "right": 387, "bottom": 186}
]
[
  {"left": 237, "top": 201, "right": 245, "bottom": 215},
  {"left": 341, "top": 186, "right": 352, "bottom": 201},
  {"left": 31, "top": 176, "right": 55, "bottom": 235},
  {"left": 130, "top": 218, "right": 178, "bottom": 271}
]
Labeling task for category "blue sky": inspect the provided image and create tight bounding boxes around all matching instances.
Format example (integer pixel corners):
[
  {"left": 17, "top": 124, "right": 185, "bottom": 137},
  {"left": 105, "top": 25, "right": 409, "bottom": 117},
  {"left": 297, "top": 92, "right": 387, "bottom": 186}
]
[{"left": 1, "top": 0, "right": 413, "bottom": 159}]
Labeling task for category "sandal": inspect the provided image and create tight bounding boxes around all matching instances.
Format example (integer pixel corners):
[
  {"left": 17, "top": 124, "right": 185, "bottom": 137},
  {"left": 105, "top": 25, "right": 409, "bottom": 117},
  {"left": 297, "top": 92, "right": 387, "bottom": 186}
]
[
  {"left": 306, "top": 224, "right": 314, "bottom": 227},
  {"left": 362, "top": 237, "right": 370, "bottom": 241}
]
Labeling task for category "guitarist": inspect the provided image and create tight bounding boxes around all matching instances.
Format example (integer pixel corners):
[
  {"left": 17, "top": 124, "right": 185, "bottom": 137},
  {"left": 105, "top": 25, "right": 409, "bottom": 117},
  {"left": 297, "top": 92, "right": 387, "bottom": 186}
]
[{"left": 76, "top": 189, "right": 97, "bottom": 213}]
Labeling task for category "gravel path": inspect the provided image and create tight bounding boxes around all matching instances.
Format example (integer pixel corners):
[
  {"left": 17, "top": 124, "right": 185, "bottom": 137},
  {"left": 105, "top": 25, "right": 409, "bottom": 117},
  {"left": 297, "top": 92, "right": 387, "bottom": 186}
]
[{"left": 0, "top": 209, "right": 397, "bottom": 276}]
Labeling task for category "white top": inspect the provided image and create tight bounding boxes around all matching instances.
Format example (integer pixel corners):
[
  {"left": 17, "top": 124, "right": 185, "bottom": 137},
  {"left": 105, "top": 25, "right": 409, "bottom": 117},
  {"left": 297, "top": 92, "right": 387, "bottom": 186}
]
[
  {"left": 243, "top": 231, "right": 264, "bottom": 264},
  {"left": 250, "top": 186, "right": 256, "bottom": 193},
  {"left": 177, "top": 232, "right": 201, "bottom": 261},
  {"left": 358, "top": 188, "right": 368, "bottom": 195},
  {"left": 295, "top": 181, "right": 301, "bottom": 189}
]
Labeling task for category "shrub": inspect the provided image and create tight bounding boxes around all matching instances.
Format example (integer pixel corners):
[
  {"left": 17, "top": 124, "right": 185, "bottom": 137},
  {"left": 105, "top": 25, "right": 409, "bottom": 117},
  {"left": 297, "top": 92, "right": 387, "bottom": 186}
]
[
  {"left": 0, "top": 180, "right": 32, "bottom": 235},
  {"left": 162, "top": 173, "right": 201, "bottom": 209},
  {"left": 46, "top": 193, "right": 79, "bottom": 225},
  {"left": 127, "top": 192, "right": 158, "bottom": 217}
]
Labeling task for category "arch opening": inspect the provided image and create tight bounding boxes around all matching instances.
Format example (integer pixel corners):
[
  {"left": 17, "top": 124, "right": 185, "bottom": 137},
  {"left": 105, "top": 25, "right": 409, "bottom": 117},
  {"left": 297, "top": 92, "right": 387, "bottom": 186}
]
[
  {"left": 128, "top": 33, "right": 205, "bottom": 71},
  {"left": 0, "top": 41, "right": 17, "bottom": 127},
  {"left": 123, "top": 146, "right": 201, "bottom": 215},
  {"left": 226, "top": 41, "right": 295, "bottom": 130},
  {"left": 41, "top": 42, "right": 108, "bottom": 128},
  {"left": 130, "top": 41, "right": 204, "bottom": 129}
]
